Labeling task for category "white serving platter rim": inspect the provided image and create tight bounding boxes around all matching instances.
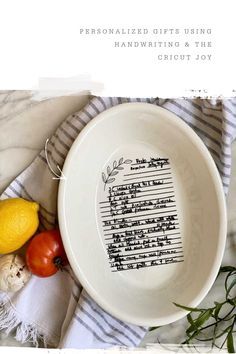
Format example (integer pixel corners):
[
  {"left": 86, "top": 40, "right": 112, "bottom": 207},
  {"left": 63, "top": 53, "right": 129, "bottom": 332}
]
[{"left": 58, "top": 102, "right": 227, "bottom": 326}]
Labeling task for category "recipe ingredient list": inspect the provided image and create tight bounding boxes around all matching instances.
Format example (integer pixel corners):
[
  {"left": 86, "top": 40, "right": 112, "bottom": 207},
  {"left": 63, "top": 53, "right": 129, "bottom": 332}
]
[{"left": 99, "top": 157, "right": 183, "bottom": 272}]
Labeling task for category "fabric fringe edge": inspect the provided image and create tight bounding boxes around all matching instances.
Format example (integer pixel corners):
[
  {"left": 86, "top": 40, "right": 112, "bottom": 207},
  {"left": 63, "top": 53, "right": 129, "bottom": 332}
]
[{"left": 0, "top": 296, "right": 55, "bottom": 348}]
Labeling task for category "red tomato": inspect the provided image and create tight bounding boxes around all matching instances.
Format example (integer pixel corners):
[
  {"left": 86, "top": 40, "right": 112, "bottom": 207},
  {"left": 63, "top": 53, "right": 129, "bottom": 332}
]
[{"left": 26, "top": 229, "right": 68, "bottom": 277}]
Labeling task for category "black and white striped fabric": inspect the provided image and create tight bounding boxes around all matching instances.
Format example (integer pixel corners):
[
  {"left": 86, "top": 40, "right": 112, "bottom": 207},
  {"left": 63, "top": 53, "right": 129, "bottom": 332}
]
[{"left": 0, "top": 97, "right": 235, "bottom": 348}]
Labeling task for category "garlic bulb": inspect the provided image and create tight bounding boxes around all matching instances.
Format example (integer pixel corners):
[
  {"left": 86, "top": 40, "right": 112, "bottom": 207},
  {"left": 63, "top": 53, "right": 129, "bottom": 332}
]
[{"left": 0, "top": 254, "right": 31, "bottom": 292}]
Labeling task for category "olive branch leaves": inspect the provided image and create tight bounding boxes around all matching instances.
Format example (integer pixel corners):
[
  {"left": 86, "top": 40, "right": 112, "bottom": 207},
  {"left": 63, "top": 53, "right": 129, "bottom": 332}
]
[{"left": 102, "top": 157, "right": 132, "bottom": 190}]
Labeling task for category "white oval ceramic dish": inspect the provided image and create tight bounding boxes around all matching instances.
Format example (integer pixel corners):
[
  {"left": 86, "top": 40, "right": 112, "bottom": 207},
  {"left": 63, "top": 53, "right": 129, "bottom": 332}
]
[{"left": 58, "top": 103, "right": 227, "bottom": 327}]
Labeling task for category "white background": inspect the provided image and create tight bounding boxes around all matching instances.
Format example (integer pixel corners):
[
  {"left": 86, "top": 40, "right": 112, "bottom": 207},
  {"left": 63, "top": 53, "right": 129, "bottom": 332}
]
[{"left": 0, "top": 0, "right": 235, "bottom": 96}]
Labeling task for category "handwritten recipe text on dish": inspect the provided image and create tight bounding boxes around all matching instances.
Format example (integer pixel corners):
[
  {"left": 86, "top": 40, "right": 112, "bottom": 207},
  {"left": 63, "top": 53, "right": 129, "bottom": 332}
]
[{"left": 100, "top": 157, "right": 183, "bottom": 272}]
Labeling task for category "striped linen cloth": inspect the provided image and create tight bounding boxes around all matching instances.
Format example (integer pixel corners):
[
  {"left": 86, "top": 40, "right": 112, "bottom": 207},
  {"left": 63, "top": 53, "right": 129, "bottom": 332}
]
[{"left": 0, "top": 96, "right": 236, "bottom": 349}]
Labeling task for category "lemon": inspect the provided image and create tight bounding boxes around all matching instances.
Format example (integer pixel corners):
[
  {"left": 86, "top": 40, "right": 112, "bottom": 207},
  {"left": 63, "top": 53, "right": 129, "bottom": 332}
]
[{"left": 0, "top": 198, "right": 39, "bottom": 254}]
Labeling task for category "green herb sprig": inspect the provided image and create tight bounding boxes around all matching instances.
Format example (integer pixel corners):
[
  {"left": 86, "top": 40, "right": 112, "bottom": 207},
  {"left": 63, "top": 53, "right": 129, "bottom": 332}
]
[
  {"left": 150, "top": 266, "right": 236, "bottom": 352},
  {"left": 176, "top": 266, "right": 236, "bottom": 352}
]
